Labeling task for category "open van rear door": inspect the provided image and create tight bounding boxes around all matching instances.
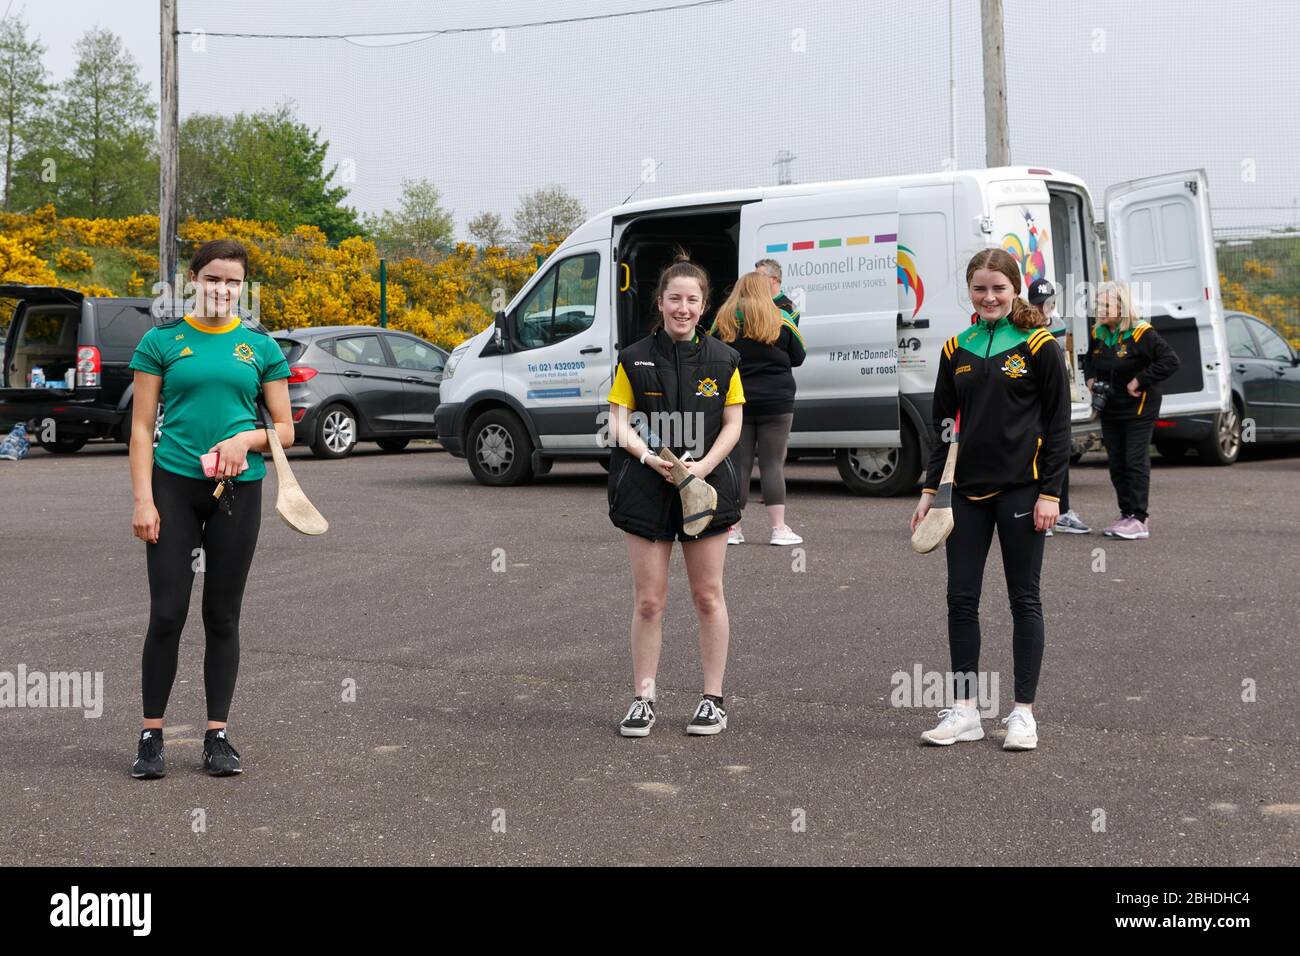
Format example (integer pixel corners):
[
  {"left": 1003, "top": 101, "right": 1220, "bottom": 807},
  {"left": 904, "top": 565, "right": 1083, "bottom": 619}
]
[
  {"left": 1104, "top": 170, "right": 1229, "bottom": 417},
  {"left": 740, "top": 185, "right": 900, "bottom": 447}
]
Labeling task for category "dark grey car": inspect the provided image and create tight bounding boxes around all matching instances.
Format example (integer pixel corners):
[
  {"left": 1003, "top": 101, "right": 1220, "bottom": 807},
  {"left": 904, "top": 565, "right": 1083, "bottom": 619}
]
[
  {"left": 1154, "top": 311, "right": 1300, "bottom": 464},
  {"left": 272, "top": 326, "right": 448, "bottom": 458}
]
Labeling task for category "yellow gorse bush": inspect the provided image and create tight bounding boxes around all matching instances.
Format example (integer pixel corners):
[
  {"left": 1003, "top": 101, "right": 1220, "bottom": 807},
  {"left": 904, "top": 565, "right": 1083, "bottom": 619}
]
[{"left": 55, "top": 247, "right": 96, "bottom": 272}]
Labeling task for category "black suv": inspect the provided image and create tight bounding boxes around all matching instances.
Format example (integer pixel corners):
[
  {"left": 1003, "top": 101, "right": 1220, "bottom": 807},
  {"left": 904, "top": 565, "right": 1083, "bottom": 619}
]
[{"left": 0, "top": 285, "right": 160, "bottom": 452}]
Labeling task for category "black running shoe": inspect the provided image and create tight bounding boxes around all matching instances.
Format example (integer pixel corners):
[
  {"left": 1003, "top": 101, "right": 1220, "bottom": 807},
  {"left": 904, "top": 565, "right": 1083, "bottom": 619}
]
[
  {"left": 131, "top": 729, "right": 166, "bottom": 779},
  {"left": 203, "top": 728, "right": 243, "bottom": 776},
  {"left": 686, "top": 697, "right": 727, "bottom": 735},
  {"left": 619, "top": 697, "right": 656, "bottom": 737}
]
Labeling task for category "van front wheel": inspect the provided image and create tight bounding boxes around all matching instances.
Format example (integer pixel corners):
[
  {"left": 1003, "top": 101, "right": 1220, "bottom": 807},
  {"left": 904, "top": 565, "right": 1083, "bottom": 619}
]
[
  {"left": 835, "top": 424, "right": 921, "bottom": 497},
  {"left": 467, "top": 409, "right": 534, "bottom": 486}
]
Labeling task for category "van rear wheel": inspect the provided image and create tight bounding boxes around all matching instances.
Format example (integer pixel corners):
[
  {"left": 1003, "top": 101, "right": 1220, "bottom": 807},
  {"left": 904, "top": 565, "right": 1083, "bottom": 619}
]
[
  {"left": 467, "top": 409, "right": 534, "bottom": 486},
  {"left": 1196, "top": 402, "right": 1241, "bottom": 466},
  {"left": 835, "top": 423, "right": 921, "bottom": 497}
]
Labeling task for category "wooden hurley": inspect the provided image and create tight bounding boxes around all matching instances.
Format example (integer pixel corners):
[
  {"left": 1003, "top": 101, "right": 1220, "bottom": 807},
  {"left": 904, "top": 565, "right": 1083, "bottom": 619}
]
[
  {"left": 265, "top": 425, "right": 329, "bottom": 535},
  {"left": 657, "top": 447, "right": 717, "bottom": 537},
  {"left": 910, "top": 440, "right": 957, "bottom": 554}
]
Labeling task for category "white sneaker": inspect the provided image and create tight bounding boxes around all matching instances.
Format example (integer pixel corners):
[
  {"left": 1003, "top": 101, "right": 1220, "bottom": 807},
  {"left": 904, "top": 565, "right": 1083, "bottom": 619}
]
[
  {"left": 1001, "top": 709, "right": 1038, "bottom": 750},
  {"left": 769, "top": 525, "right": 803, "bottom": 546},
  {"left": 920, "top": 706, "right": 984, "bottom": 745},
  {"left": 727, "top": 525, "right": 744, "bottom": 545}
]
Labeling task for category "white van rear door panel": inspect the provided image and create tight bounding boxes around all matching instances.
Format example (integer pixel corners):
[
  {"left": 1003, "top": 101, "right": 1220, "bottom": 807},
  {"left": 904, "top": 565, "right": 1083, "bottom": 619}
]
[
  {"left": 1105, "top": 170, "right": 1229, "bottom": 417},
  {"left": 740, "top": 186, "right": 900, "bottom": 446}
]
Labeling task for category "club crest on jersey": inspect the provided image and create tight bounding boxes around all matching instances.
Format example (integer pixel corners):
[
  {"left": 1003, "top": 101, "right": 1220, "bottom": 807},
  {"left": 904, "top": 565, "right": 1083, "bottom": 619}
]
[
  {"left": 233, "top": 342, "right": 256, "bottom": 363},
  {"left": 695, "top": 377, "right": 719, "bottom": 398},
  {"left": 1115, "top": 343, "right": 1128, "bottom": 358},
  {"left": 1001, "top": 353, "right": 1029, "bottom": 379}
]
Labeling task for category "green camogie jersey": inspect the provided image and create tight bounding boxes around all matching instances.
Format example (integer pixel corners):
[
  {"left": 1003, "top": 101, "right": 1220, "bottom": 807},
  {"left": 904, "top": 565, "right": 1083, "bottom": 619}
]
[{"left": 129, "top": 315, "right": 290, "bottom": 482}]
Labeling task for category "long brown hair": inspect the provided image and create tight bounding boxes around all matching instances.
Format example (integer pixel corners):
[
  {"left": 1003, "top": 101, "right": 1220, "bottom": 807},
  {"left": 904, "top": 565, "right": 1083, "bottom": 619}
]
[
  {"left": 651, "top": 248, "right": 710, "bottom": 330},
  {"left": 964, "top": 248, "right": 1039, "bottom": 331},
  {"left": 713, "top": 271, "right": 782, "bottom": 345}
]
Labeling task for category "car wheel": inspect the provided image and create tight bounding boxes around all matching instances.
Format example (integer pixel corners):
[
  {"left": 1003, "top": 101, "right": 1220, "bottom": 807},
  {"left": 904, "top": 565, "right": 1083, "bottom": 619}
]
[
  {"left": 37, "top": 432, "right": 88, "bottom": 454},
  {"left": 1155, "top": 440, "right": 1188, "bottom": 460},
  {"left": 834, "top": 422, "right": 921, "bottom": 497},
  {"left": 311, "top": 404, "right": 358, "bottom": 459},
  {"left": 376, "top": 438, "right": 410, "bottom": 452},
  {"left": 1196, "top": 402, "right": 1241, "bottom": 466},
  {"left": 466, "top": 409, "right": 534, "bottom": 486}
]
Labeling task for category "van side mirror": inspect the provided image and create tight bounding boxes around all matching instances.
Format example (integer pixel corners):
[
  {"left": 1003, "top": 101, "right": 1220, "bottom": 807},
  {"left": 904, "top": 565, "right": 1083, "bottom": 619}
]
[{"left": 493, "top": 310, "right": 507, "bottom": 350}]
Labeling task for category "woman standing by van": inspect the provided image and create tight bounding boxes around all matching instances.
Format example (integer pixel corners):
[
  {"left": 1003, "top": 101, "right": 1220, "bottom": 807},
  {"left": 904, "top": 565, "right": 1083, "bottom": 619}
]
[
  {"left": 606, "top": 253, "right": 745, "bottom": 737},
  {"left": 910, "top": 249, "right": 1070, "bottom": 751},
  {"left": 127, "top": 238, "right": 292, "bottom": 778},
  {"left": 710, "top": 271, "right": 806, "bottom": 545},
  {"left": 1084, "top": 281, "right": 1179, "bottom": 540}
]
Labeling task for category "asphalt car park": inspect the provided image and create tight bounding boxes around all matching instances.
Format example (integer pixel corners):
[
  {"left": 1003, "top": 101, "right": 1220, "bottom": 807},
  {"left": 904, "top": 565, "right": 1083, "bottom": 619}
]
[{"left": 2, "top": 442, "right": 1297, "bottom": 865}]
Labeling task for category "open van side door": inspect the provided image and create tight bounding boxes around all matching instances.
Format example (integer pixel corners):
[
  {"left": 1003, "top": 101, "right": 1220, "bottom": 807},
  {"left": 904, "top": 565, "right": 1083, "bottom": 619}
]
[
  {"left": 1104, "top": 170, "right": 1229, "bottom": 417},
  {"left": 740, "top": 185, "right": 900, "bottom": 446}
]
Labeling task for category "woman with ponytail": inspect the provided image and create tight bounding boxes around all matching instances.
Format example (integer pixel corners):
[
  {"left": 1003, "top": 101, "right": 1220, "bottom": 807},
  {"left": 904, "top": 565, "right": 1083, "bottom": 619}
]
[{"left": 909, "top": 249, "right": 1070, "bottom": 751}]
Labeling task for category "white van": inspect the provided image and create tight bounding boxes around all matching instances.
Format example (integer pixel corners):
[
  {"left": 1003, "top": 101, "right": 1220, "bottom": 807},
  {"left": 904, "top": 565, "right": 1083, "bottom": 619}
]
[{"left": 436, "top": 166, "right": 1229, "bottom": 494}]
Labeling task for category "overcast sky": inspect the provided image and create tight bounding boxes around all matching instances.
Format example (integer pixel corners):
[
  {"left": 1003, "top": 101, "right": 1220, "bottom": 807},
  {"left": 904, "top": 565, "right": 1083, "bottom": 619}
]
[{"left": 13, "top": 0, "right": 1299, "bottom": 236}]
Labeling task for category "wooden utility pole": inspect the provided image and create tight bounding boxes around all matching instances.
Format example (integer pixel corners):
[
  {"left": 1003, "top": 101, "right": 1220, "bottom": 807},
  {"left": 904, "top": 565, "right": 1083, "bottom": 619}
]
[
  {"left": 159, "top": 0, "right": 179, "bottom": 296},
  {"left": 980, "top": 0, "right": 1010, "bottom": 168}
]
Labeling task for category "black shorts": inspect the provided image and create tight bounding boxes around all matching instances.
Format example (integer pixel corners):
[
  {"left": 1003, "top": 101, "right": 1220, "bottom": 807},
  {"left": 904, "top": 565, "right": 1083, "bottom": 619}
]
[{"left": 632, "top": 491, "right": 731, "bottom": 543}]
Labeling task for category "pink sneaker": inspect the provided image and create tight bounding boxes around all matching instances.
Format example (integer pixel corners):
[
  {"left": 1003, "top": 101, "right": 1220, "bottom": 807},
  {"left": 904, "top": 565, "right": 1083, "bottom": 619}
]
[
  {"left": 1111, "top": 517, "right": 1149, "bottom": 540},
  {"left": 1101, "top": 516, "right": 1127, "bottom": 537}
]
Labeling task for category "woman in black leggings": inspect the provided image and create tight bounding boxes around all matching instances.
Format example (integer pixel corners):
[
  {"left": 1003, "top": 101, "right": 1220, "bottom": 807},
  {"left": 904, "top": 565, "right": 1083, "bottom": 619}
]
[
  {"left": 127, "top": 238, "right": 292, "bottom": 778},
  {"left": 910, "top": 249, "right": 1070, "bottom": 751}
]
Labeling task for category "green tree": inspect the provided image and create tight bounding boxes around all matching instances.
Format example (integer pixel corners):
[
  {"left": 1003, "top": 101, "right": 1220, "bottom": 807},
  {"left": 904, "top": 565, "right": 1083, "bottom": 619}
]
[
  {"left": 179, "top": 104, "right": 361, "bottom": 242},
  {"left": 15, "top": 27, "right": 157, "bottom": 217},
  {"left": 513, "top": 185, "right": 585, "bottom": 244},
  {"left": 467, "top": 210, "right": 508, "bottom": 247},
  {"left": 0, "top": 14, "right": 52, "bottom": 211},
  {"left": 364, "top": 178, "right": 454, "bottom": 255}
]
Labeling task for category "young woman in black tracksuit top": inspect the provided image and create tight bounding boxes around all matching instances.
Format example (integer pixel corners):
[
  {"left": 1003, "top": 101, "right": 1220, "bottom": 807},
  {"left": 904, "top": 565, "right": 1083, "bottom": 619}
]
[
  {"left": 606, "top": 254, "right": 745, "bottom": 738},
  {"left": 709, "top": 271, "right": 807, "bottom": 546},
  {"left": 1084, "top": 280, "right": 1180, "bottom": 540},
  {"left": 910, "top": 248, "right": 1070, "bottom": 752}
]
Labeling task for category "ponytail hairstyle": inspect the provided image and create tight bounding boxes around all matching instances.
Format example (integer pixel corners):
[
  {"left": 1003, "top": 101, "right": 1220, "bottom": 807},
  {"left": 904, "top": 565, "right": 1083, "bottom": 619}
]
[
  {"left": 964, "top": 248, "right": 1039, "bottom": 331},
  {"left": 713, "top": 271, "right": 782, "bottom": 345},
  {"left": 1094, "top": 280, "right": 1139, "bottom": 333},
  {"left": 651, "top": 247, "right": 711, "bottom": 330}
]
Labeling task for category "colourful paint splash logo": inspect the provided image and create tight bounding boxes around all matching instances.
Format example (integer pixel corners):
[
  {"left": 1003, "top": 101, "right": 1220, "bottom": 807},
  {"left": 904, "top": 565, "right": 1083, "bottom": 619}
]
[
  {"left": 1001, "top": 208, "right": 1049, "bottom": 286},
  {"left": 897, "top": 243, "right": 924, "bottom": 318}
]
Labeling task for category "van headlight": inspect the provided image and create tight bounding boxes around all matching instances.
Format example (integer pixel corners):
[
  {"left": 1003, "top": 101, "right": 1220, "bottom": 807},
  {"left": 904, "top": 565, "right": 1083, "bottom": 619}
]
[{"left": 444, "top": 345, "right": 468, "bottom": 380}]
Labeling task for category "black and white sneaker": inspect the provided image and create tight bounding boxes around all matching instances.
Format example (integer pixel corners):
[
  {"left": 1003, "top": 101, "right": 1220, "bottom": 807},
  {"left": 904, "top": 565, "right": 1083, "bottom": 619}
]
[
  {"left": 131, "top": 729, "right": 166, "bottom": 779},
  {"left": 619, "top": 697, "right": 656, "bottom": 737},
  {"left": 203, "top": 727, "right": 243, "bottom": 776},
  {"left": 686, "top": 696, "right": 727, "bottom": 735}
]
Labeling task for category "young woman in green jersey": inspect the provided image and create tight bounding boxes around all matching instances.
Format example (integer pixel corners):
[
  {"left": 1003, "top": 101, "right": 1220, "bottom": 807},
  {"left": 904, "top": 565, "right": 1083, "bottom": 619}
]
[{"left": 127, "top": 238, "right": 293, "bottom": 779}]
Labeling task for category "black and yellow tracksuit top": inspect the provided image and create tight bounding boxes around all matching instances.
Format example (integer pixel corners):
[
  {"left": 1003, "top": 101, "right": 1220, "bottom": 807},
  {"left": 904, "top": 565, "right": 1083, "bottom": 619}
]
[
  {"left": 1082, "top": 321, "right": 1180, "bottom": 420},
  {"left": 924, "top": 316, "right": 1071, "bottom": 501}
]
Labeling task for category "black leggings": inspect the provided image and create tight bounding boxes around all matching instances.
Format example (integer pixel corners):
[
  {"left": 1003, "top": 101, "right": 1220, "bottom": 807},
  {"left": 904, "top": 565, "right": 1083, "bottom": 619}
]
[
  {"left": 1101, "top": 415, "right": 1155, "bottom": 520},
  {"left": 730, "top": 411, "right": 794, "bottom": 509},
  {"left": 142, "top": 467, "right": 262, "bottom": 722},
  {"left": 945, "top": 484, "right": 1046, "bottom": 704}
]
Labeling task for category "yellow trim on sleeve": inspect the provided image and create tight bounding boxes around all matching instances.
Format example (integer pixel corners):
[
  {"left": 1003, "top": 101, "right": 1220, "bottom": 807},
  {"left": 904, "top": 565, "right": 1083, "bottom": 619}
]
[
  {"left": 943, "top": 335, "right": 957, "bottom": 359},
  {"left": 1032, "top": 435, "right": 1042, "bottom": 479},
  {"left": 1132, "top": 322, "right": 1152, "bottom": 341},
  {"left": 724, "top": 367, "right": 746, "bottom": 405},
  {"left": 782, "top": 317, "right": 805, "bottom": 349},
  {"left": 605, "top": 362, "right": 636, "bottom": 410},
  {"left": 1137, "top": 391, "right": 1146, "bottom": 416},
  {"left": 1028, "top": 328, "right": 1053, "bottom": 355}
]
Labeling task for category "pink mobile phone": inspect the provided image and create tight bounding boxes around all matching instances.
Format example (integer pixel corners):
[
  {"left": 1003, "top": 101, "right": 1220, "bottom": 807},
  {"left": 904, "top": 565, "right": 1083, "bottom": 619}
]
[{"left": 200, "top": 451, "right": 251, "bottom": 478}]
